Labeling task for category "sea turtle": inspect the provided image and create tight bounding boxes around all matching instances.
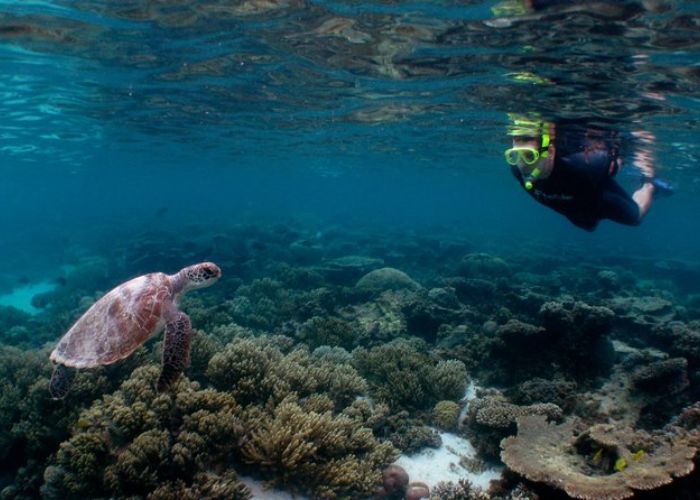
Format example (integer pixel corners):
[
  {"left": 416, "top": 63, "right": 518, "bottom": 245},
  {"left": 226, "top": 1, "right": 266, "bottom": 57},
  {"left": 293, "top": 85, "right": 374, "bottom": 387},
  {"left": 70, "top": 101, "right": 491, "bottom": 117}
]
[{"left": 48, "top": 262, "right": 221, "bottom": 399}]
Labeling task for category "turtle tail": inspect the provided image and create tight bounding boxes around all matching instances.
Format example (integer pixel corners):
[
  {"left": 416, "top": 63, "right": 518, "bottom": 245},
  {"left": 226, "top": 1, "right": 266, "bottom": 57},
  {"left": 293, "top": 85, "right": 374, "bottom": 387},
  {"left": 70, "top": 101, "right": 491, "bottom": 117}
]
[{"left": 49, "top": 364, "right": 75, "bottom": 400}]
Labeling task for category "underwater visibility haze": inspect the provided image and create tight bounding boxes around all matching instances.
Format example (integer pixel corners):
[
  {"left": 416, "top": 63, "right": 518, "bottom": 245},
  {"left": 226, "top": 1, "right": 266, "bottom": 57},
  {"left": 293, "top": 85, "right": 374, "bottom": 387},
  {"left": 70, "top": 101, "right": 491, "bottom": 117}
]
[{"left": 1, "top": 0, "right": 700, "bottom": 498}]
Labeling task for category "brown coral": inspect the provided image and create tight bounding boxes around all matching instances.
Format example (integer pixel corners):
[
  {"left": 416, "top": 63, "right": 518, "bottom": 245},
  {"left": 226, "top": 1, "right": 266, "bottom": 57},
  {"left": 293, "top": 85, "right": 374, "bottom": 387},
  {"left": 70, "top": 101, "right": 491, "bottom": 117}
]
[
  {"left": 240, "top": 396, "right": 397, "bottom": 498},
  {"left": 501, "top": 414, "right": 697, "bottom": 499},
  {"left": 42, "top": 366, "right": 248, "bottom": 499}
]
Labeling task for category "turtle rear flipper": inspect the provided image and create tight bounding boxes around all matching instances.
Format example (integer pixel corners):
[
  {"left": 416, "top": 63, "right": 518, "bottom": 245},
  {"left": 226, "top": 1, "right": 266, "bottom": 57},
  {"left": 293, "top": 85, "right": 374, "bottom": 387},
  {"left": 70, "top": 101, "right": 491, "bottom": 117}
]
[
  {"left": 49, "top": 364, "right": 75, "bottom": 399},
  {"left": 157, "top": 311, "right": 193, "bottom": 392}
]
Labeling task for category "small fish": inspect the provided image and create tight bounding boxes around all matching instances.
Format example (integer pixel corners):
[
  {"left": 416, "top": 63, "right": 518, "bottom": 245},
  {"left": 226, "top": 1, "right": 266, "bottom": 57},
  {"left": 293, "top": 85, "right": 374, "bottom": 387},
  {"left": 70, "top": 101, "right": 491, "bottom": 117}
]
[
  {"left": 614, "top": 457, "right": 628, "bottom": 472},
  {"left": 591, "top": 448, "right": 603, "bottom": 465}
]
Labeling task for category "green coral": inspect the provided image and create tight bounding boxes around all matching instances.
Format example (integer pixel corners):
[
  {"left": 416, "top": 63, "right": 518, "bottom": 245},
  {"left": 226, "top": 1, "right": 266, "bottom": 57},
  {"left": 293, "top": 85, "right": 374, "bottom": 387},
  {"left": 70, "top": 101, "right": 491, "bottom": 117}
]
[
  {"left": 456, "top": 252, "right": 511, "bottom": 279},
  {"left": 207, "top": 338, "right": 367, "bottom": 408},
  {"left": 297, "top": 316, "right": 356, "bottom": 350},
  {"left": 0, "top": 345, "right": 125, "bottom": 498},
  {"left": 353, "top": 338, "right": 468, "bottom": 411},
  {"left": 432, "top": 400, "right": 461, "bottom": 431},
  {"left": 343, "top": 400, "right": 441, "bottom": 453},
  {"left": 226, "top": 278, "right": 295, "bottom": 330},
  {"left": 42, "top": 366, "right": 248, "bottom": 499},
  {"left": 147, "top": 472, "right": 251, "bottom": 500},
  {"left": 431, "top": 360, "right": 469, "bottom": 401},
  {"left": 240, "top": 395, "right": 397, "bottom": 498}
]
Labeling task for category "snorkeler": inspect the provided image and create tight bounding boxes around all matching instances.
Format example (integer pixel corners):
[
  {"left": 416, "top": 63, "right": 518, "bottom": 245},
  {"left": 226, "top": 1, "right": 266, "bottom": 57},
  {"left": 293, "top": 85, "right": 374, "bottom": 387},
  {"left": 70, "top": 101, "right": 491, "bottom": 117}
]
[{"left": 504, "top": 116, "right": 672, "bottom": 231}]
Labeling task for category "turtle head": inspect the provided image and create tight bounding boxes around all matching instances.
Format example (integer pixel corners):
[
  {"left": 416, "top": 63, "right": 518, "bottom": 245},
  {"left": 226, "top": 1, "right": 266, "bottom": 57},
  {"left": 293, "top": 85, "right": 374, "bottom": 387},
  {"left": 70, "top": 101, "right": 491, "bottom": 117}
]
[{"left": 177, "top": 262, "right": 222, "bottom": 292}]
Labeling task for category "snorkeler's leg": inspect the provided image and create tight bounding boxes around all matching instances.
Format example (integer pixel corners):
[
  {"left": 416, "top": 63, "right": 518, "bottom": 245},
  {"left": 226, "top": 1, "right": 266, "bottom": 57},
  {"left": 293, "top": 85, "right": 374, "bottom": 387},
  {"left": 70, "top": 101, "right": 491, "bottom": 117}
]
[
  {"left": 632, "top": 181, "right": 655, "bottom": 220},
  {"left": 599, "top": 180, "right": 643, "bottom": 226}
]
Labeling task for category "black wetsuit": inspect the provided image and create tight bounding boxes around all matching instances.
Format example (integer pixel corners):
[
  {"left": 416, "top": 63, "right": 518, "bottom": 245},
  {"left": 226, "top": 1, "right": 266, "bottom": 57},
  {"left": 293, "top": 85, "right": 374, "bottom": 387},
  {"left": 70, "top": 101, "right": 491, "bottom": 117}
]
[{"left": 512, "top": 127, "right": 640, "bottom": 231}]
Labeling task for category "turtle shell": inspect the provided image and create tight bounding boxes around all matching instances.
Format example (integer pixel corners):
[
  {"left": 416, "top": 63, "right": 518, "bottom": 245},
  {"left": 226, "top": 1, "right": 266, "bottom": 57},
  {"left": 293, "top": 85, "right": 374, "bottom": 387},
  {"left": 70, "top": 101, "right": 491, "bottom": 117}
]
[{"left": 50, "top": 272, "right": 173, "bottom": 368}]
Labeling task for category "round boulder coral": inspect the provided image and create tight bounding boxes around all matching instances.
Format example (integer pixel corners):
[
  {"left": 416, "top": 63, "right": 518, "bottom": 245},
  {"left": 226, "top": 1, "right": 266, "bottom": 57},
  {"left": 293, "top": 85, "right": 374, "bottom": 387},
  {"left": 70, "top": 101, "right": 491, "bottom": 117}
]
[
  {"left": 456, "top": 253, "right": 511, "bottom": 279},
  {"left": 432, "top": 400, "right": 461, "bottom": 431},
  {"left": 356, "top": 267, "right": 421, "bottom": 294}
]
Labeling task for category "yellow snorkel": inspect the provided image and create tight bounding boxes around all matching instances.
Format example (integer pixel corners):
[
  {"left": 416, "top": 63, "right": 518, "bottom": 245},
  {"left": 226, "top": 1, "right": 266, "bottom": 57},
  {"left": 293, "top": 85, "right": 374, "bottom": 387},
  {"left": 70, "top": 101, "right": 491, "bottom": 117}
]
[{"left": 506, "top": 114, "right": 551, "bottom": 191}]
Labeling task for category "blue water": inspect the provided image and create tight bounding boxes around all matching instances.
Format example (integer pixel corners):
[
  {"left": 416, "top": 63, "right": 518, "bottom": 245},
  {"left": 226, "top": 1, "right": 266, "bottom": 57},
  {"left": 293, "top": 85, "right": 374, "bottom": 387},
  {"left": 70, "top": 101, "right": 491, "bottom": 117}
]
[
  {"left": 1, "top": 1, "right": 700, "bottom": 497},
  {"left": 2, "top": 0, "right": 699, "bottom": 281}
]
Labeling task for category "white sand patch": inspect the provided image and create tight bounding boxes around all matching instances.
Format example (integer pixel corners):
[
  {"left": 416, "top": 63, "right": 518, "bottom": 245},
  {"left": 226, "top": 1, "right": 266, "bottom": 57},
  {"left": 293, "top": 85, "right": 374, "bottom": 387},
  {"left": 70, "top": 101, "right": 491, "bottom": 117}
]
[
  {"left": 0, "top": 281, "right": 56, "bottom": 314},
  {"left": 396, "top": 382, "right": 502, "bottom": 491},
  {"left": 240, "top": 477, "right": 308, "bottom": 500},
  {"left": 396, "top": 431, "right": 502, "bottom": 491}
]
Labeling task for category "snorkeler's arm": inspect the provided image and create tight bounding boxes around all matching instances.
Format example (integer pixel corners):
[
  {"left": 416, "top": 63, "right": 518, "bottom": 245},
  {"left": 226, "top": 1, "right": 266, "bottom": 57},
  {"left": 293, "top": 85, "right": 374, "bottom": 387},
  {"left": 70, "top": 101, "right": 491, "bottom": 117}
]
[
  {"left": 630, "top": 130, "right": 656, "bottom": 179},
  {"left": 630, "top": 130, "right": 656, "bottom": 219}
]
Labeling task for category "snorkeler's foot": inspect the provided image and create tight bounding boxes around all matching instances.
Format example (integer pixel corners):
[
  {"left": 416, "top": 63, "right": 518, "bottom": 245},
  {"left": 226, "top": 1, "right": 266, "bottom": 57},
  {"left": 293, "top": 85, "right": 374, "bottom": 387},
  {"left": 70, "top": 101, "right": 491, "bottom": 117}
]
[{"left": 650, "top": 177, "right": 674, "bottom": 197}]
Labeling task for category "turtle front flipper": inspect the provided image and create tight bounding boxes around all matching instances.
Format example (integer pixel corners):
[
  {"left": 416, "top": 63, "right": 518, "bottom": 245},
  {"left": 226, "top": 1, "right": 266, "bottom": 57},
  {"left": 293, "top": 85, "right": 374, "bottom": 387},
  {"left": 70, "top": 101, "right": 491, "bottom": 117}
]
[
  {"left": 157, "top": 311, "right": 193, "bottom": 392},
  {"left": 49, "top": 364, "right": 75, "bottom": 399}
]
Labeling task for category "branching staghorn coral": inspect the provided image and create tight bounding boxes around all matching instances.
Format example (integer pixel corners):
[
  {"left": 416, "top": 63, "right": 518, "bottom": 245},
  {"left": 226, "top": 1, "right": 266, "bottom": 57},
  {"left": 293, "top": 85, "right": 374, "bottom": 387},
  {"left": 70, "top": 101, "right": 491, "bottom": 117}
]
[
  {"left": 501, "top": 414, "right": 697, "bottom": 499},
  {"left": 240, "top": 395, "right": 397, "bottom": 498},
  {"left": 296, "top": 315, "right": 356, "bottom": 350},
  {"left": 207, "top": 337, "right": 367, "bottom": 409},
  {"left": 41, "top": 365, "right": 249, "bottom": 499},
  {"left": 0, "top": 345, "right": 127, "bottom": 498},
  {"left": 352, "top": 338, "right": 468, "bottom": 411}
]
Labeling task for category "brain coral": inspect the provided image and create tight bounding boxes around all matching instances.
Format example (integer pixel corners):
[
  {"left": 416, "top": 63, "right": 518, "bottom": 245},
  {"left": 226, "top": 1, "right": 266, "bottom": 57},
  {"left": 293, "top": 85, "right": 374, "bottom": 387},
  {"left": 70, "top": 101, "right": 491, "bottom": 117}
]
[{"left": 501, "top": 415, "right": 697, "bottom": 499}]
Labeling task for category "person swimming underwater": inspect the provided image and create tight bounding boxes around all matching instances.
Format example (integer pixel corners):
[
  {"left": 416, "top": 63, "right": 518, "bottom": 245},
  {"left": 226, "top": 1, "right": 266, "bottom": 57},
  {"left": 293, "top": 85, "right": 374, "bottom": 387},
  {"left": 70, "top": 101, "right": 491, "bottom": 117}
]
[{"left": 505, "top": 116, "right": 672, "bottom": 231}]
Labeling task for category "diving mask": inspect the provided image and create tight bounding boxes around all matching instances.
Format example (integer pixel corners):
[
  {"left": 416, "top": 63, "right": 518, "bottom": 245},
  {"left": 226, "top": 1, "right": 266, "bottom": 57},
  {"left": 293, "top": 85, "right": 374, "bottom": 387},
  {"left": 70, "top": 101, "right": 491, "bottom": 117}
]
[{"left": 504, "top": 146, "right": 541, "bottom": 166}]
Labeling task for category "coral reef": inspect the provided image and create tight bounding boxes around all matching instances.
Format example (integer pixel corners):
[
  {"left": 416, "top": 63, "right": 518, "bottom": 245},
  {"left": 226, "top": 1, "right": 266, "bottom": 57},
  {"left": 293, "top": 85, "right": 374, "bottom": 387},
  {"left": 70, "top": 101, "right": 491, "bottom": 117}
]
[
  {"left": 240, "top": 395, "right": 397, "bottom": 498},
  {"left": 485, "top": 300, "right": 616, "bottom": 385},
  {"left": 355, "top": 267, "right": 421, "bottom": 294},
  {"left": 352, "top": 338, "right": 468, "bottom": 411},
  {"left": 1, "top": 223, "right": 699, "bottom": 500},
  {"left": 507, "top": 377, "right": 578, "bottom": 413},
  {"left": 0, "top": 344, "right": 138, "bottom": 498},
  {"left": 501, "top": 414, "right": 697, "bottom": 499},
  {"left": 341, "top": 290, "right": 410, "bottom": 343},
  {"left": 342, "top": 399, "right": 441, "bottom": 453},
  {"left": 207, "top": 337, "right": 367, "bottom": 408},
  {"left": 432, "top": 400, "right": 461, "bottom": 431},
  {"left": 430, "top": 478, "right": 490, "bottom": 500},
  {"left": 456, "top": 253, "right": 511, "bottom": 280},
  {"left": 296, "top": 315, "right": 356, "bottom": 350},
  {"left": 41, "top": 366, "right": 249, "bottom": 499},
  {"left": 405, "top": 481, "right": 430, "bottom": 500},
  {"left": 317, "top": 255, "right": 385, "bottom": 285},
  {"left": 650, "top": 321, "right": 700, "bottom": 366},
  {"left": 631, "top": 357, "right": 689, "bottom": 396},
  {"left": 465, "top": 394, "right": 563, "bottom": 461},
  {"left": 376, "top": 463, "right": 409, "bottom": 497}
]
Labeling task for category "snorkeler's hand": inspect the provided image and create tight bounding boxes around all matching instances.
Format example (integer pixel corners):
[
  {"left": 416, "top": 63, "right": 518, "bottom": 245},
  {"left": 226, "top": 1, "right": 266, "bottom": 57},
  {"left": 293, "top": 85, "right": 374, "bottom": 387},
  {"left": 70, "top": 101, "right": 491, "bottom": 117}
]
[{"left": 641, "top": 176, "right": 674, "bottom": 197}]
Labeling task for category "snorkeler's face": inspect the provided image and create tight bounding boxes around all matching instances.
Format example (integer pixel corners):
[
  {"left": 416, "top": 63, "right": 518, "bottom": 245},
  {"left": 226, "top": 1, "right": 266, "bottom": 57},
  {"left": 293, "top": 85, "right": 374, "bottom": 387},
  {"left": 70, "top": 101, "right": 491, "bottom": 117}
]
[{"left": 510, "top": 136, "right": 541, "bottom": 173}]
